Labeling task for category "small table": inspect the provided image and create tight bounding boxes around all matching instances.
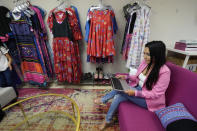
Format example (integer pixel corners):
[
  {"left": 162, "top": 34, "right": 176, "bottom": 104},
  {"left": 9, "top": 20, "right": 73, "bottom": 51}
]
[
  {"left": 2, "top": 94, "right": 80, "bottom": 131},
  {"left": 166, "top": 47, "right": 197, "bottom": 68}
]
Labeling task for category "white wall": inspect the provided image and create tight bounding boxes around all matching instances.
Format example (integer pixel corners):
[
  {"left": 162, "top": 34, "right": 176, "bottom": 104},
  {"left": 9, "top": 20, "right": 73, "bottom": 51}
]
[{"left": 1, "top": 0, "right": 197, "bottom": 73}]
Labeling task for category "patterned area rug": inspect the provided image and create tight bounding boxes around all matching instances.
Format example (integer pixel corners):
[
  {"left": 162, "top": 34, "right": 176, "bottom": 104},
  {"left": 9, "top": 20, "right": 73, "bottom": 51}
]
[{"left": 0, "top": 88, "right": 120, "bottom": 131}]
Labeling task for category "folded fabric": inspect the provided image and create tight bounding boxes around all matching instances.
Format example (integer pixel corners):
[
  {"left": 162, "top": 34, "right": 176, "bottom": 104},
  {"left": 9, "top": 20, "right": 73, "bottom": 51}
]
[{"left": 155, "top": 103, "right": 197, "bottom": 128}]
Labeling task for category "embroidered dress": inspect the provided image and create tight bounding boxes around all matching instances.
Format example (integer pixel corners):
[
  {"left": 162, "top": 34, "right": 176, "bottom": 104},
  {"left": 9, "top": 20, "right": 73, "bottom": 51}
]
[
  {"left": 30, "top": 7, "right": 53, "bottom": 78},
  {"left": 9, "top": 13, "right": 48, "bottom": 85},
  {"left": 48, "top": 7, "right": 83, "bottom": 41},
  {"left": 47, "top": 9, "right": 82, "bottom": 83},
  {"left": 66, "top": 8, "right": 82, "bottom": 41},
  {"left": 86, "top": 9, "right": 118, "bottom": 63}
]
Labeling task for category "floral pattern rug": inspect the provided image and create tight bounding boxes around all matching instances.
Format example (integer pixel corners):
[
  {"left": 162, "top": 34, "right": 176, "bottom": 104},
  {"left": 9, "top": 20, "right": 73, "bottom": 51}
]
[{"left": 0, "top": 88, "right": 120, "bottom": 131}]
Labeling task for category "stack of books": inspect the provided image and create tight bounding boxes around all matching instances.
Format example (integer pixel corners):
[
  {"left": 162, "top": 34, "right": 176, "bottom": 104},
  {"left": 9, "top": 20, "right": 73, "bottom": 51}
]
[{"left": 175, "top": 40, "right": 197, "bottom": 51}]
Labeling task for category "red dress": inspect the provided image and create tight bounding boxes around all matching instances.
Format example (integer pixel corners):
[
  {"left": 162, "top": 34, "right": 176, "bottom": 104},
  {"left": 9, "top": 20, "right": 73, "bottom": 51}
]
[
  {"left": 47, "top": 8, "right": 82, "bottom": 83},
  {"left": 87, "top": 9, "right": 116, "bottom": 63}
]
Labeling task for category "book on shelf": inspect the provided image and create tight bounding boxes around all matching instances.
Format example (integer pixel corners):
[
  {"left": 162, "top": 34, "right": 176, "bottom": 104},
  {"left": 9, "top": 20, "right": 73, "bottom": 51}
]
[
  {"left": 185, "top": 48, "right": 197, "bottom": 51},
  {"left": 186, "top": 45, "right": 197, "bottom": 48},
  {"left": 174, "top": 42, "right": 197, "bottom": 51},
  {"left": 179, "top": 40, "right": 197, "bottom": 44},
  {"left": 176, "top": 42, "right": 197, "bottom": 46},
  {"left": 175, "top": 47, "right": 197, "bottom": 51}
]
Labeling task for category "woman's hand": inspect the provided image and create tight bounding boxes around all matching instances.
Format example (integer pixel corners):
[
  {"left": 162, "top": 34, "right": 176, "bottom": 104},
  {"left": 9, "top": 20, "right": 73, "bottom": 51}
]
[
  {"left": 116, "top": 75, "right": 127, "bottom": 80},
  {"left": 5, "top": 53, "right": 12, "bottom": 70},
  {"left": 124, "top": 89, "right": 135, "bottom": 96},
  {"left": 8, "top": 63, "right": 12, "bottom": 70}
]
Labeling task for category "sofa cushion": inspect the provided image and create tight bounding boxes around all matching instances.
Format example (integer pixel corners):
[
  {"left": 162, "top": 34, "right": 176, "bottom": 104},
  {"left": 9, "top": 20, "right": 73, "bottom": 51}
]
[
  {"left": 166, "top": 119, "right": 197, "bottom": 131},
  {"left": 155, "top": 103, "right": 197, "bottom": 128},
  {"left": 118, "top": 101, "right": 165, "bottom": 131}
]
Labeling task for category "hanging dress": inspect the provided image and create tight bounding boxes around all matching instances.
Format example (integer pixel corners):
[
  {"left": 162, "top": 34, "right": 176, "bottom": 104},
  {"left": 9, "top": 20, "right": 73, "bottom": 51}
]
[
  {"left": 49, "top": 11, "right": 81, "bottom": 83},
  {"left": 122, "top": 12, "right": 137, "bottom": 60},
  {"left": 9, "top": 11, "right": 49, "bottom": 86},
  {"left": 86, "top": 9, "right": 118, "bottom": 63},
  {"left": 126, "top": 5, "right": 151, "bottom": 68},
  {"left": 30, "top": 6, "right": 54, "bottom": 78}
]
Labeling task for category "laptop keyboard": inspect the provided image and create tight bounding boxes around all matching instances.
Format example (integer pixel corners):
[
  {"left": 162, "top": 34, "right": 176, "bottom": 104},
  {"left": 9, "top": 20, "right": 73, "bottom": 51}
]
[{"left": 111, "top": 77, "right": 124, "bottom": 90}]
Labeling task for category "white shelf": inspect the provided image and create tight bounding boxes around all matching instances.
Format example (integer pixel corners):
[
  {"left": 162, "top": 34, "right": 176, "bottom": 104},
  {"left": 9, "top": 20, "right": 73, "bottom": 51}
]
[
  {"left": 167, "top": 47, "right": 197, "bottom": 56},
  {"left": 166, "top": 47, "right": 197, "bottom": 68}
]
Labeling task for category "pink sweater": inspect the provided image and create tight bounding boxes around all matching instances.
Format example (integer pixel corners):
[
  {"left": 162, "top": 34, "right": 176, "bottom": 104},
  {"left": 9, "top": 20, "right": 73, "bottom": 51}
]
[{"left": 129, "top": 60, "right": 171, "bottom": 112}]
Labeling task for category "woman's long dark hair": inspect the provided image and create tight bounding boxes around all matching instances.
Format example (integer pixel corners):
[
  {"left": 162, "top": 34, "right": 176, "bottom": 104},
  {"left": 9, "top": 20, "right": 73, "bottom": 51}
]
[{"left": 145, "top": 41, "right": 166, "bottom": 90}]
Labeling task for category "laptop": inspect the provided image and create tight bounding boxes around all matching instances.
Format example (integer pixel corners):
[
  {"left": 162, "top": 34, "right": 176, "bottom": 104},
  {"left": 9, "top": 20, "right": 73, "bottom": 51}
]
[{"left": 111, "top": 77, "right": 130, "bottom": 91}]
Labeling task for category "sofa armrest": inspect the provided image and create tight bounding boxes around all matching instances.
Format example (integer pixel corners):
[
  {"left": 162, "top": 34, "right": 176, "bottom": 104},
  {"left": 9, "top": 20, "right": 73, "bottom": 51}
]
[
  {"left": 166, "top": 62, "right": 197, "bottom": 118},
  {"left": 0, "top": 87, "right": 17, "bottom": 108}
]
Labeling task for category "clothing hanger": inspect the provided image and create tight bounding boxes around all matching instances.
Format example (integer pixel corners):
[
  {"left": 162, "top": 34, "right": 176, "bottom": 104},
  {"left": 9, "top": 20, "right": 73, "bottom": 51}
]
[
  {"left": 98, "top": 0, "right": 104, "bottom": 9},
  {"left": 14, "top": 0, "right": 27, "bottom": 11},
  {"left": 54, "top": 0, "right": 72, "bottom": 15},
  {"left": 90, "top": 0, "right": 111, "bottom": 11},
  {"left": 20, "top": 0, "right": 28, "bottom": 10},
  {"left": 141, "top": 0, "right": 151, "bottom": 9},
  {"left": 133, "top": 1, "right": 141, "bottom": 9},
  {"left": 56, "top": 0, "right": 71, "bottom": 10},
  {"left": 127, "top": 1, "right": 141, "bottom": 13},
  {"left": 99, "top": 0, "right": 110, "bottom": 10},
  {"left": 24, "top": 0, "right": 36, "bottom": 15},
  {"left": 12, "top": 0, "right": 26, "bottom": 20},
  {"left": 17, "top": 0, "right": 24, "bottom": 10},
  {"left": 22, "top": 0, "right": 32, "bottom": 18},
  {"left": 11, "top": 0, "right": 34, "bottom": 20},
  {"left": 12, "top": 0, "right": 21, "bottom": 13}
]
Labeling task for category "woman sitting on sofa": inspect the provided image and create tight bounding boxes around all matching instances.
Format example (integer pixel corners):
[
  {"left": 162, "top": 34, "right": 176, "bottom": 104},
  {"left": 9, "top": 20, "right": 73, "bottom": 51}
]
[{"left": 94, "top": 41, "right": 171, "bottom": 130}]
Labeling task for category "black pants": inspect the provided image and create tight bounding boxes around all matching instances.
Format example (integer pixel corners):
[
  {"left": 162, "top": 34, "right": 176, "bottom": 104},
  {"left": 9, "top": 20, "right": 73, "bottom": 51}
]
[{"left": 0, "top": 68, "right": 18, "bottom": 96}]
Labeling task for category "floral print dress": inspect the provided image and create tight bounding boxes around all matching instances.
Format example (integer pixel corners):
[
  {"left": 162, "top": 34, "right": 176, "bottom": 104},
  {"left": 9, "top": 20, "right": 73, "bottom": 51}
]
[{"left": 86, "top": 9, "right": 118, "bottom": 63}]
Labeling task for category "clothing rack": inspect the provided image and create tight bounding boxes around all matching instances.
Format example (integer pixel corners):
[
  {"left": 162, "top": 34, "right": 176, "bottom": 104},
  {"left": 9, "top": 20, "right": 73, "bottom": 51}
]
[
  {"left": 99, "top": 0, "right": 103, "bottom": 7},
  {"left": 12, "top": 0, "right": 31, "bottom": 12},
  {"left": 98, "top": 0, "right": 109, "bottom": 10},
  {"left": 55, "top": 0, "right": 71, "bottom": 11},
  {"left": 132, "top": 0, "right": 151, "bottom": 9},
  {"left": 13, "top": 0, "right": 29, "bottom": 6}
]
